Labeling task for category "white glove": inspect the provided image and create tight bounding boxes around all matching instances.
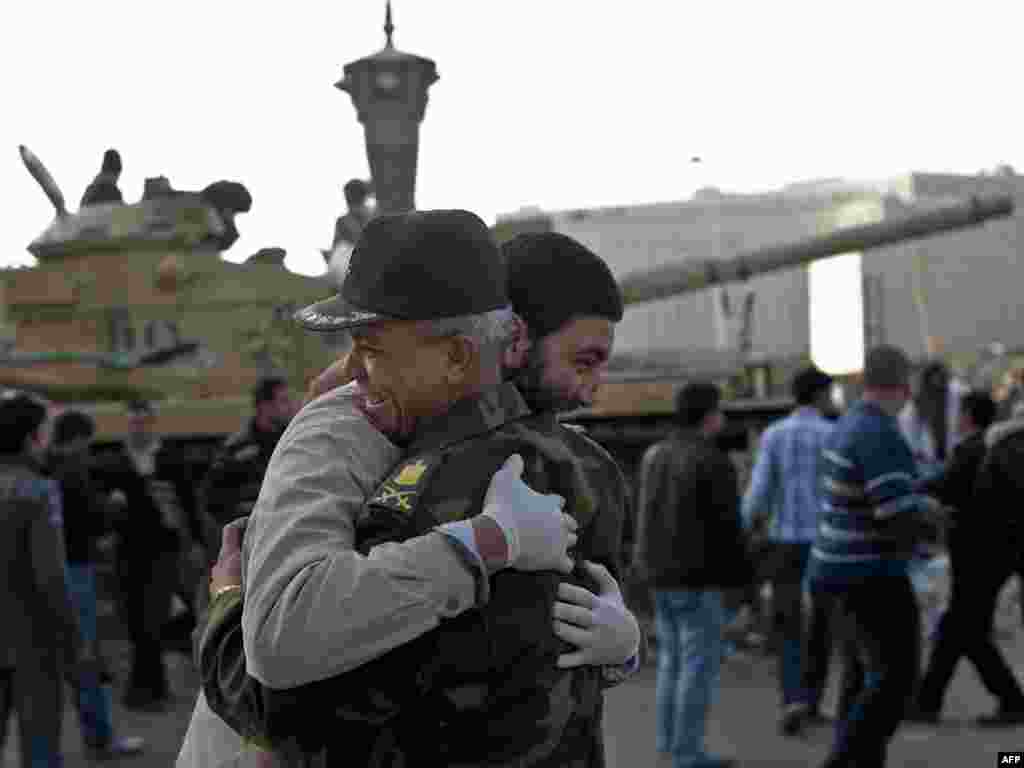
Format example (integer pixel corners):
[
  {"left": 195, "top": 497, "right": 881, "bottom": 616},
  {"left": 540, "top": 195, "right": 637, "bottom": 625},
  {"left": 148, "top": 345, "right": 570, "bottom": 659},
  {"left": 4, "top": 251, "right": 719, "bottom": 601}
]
[
  {"left": 480, "top": 454, "right": 577, "bottom": 574},
  {"left": 554, "top": 561, "right": 640, "bottom": 668}
]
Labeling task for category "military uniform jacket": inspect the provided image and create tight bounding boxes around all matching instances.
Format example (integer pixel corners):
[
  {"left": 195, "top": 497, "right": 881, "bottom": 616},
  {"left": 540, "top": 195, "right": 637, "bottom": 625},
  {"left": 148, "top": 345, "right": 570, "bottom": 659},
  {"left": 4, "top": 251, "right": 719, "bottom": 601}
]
[{"left": 199, "top": 382, "right": 630, "bottom": 767}]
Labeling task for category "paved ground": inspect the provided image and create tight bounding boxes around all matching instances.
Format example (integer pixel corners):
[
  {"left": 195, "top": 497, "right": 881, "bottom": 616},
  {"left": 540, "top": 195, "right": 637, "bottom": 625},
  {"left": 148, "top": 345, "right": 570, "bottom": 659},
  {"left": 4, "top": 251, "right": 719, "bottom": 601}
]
[{"left": 6, "top": 583, "right": 1024, "bottom": 767}]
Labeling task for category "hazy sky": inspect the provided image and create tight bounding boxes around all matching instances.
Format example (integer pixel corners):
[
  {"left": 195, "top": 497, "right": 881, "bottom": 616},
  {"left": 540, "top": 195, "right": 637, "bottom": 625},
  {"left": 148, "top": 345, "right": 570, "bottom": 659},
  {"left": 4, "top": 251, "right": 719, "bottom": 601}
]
[{"left": 3, "top": 0, "right": 1020, "bottom": 278}]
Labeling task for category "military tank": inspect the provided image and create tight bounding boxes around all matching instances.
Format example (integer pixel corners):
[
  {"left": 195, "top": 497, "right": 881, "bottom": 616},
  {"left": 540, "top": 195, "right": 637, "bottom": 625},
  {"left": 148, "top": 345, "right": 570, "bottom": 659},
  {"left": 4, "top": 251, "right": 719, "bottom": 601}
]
[{"left": 7, "top": 146, "right": 337, "bottom": 441}]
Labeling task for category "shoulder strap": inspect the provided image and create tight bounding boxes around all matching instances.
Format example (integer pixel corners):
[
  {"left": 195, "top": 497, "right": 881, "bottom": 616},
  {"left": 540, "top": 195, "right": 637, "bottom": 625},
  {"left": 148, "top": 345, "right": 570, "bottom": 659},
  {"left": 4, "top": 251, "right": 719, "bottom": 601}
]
[
  {"left": 356, "top": 452, "right": 446, "bottom": 552},
  {"left": 365, "top": 454, "right": 444, "bottom": 518}
]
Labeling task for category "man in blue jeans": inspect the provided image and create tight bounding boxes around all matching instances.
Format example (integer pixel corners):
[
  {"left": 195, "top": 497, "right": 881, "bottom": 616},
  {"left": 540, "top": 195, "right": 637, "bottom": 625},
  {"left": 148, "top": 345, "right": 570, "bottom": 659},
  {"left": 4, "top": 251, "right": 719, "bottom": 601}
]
[
  {"left": 49, "top": 410, "right": 144, "bottom": 759},
  {"left": 635, "top": 381, "right": 753, "bottom": 768},
  {"left": 806, "top": 346, "right": 947, "bottom": 768},
  {"left": 742, "top": 366, "right": 837, "bottom": 736}
]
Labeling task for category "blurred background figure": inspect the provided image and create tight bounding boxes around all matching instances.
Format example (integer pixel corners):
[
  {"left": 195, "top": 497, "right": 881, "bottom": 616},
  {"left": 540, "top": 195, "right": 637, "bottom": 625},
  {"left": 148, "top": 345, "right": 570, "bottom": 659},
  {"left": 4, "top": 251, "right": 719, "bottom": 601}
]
[
  {"left": 93, "top": 400, "right": 200, "bottom": 712},
  {"left": 331, "top": 178, "right": 374, "bottom": 252},
  {"left": 196, "top": 376, "right": 296, "bottom": 613},
  {"left": 910, "top": 391, "right": 1024, "bottom": 726},
  {"left": 325, "top": 178, "right": 375, "bottom": 285},
  {"left": 80, "top": 148, "right": 124, "bottom": 207},
  {"left": 198, "top": 376, "right": 295, "bottom": 535},
  {"left": 0, "top": 392, "right": 82, "bottom": 768},
  {"left": 742, "top": 366, "right": 836, "bottom": 737},
  {"left": 635, "top": 381, "right": 751, "bottom": 768},
  {"left": 807, "top": 345, "right": 943, "bottom": 768},
  {"left": 994, "top": 366, "right": 1024, "bottom": 421},
  {"left": 899, "top": 361, "right": 969, "bottom": 479},
  {"left": 48, "top": 409, "right": 145, "bottom": 758}
]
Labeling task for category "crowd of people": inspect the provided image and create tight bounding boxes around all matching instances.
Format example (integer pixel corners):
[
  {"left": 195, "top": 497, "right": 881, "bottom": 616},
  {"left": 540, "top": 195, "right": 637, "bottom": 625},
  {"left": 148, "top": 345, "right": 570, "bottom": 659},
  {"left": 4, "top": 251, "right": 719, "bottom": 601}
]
[
  {"left": 1, "top": 205, "right": 1022, "bottom": 768},
  {"left": 0, "top": 378, "right": 297, "bottom": 767}
]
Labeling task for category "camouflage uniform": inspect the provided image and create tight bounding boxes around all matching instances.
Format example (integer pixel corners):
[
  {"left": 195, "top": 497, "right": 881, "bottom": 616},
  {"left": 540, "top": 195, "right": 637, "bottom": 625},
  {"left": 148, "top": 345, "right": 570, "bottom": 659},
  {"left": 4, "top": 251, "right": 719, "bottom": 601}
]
[{"left": 199, "top": 382, "right": 631, "bottom": 767}]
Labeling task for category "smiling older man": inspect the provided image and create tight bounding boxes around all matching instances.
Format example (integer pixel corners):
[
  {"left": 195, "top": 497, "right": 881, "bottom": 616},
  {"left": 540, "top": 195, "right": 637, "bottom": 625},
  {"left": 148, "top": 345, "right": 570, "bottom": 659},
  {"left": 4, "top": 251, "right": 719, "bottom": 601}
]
[{"left": 188, "top": 221, "right": 639, "bottom": 768}]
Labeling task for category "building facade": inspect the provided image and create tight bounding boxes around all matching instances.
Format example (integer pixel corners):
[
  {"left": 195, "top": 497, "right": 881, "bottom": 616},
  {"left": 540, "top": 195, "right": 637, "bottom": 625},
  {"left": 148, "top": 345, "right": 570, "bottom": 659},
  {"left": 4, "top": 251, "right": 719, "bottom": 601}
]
[{"left": 496, "top": 169, "right": 1023, "bottom": 387}]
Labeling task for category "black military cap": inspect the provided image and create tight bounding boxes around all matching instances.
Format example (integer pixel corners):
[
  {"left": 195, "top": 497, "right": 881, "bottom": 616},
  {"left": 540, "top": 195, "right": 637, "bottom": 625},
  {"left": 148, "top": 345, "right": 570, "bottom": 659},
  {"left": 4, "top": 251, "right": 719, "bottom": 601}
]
[{"left": 296, "top": 209, "right": 507, "bottom": 332}]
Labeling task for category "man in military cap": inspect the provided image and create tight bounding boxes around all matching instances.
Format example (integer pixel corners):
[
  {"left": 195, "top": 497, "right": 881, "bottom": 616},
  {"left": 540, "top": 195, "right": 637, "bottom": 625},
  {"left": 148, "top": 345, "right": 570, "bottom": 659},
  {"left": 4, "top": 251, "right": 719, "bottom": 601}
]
[{"left": 191, "top": 222, "right": 639, "bottom": 766}]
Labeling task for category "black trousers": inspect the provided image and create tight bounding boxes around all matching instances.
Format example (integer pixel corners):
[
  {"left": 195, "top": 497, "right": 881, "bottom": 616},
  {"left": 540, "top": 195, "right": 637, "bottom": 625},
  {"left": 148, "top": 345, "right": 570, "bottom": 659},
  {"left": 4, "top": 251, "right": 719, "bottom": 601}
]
[
  {"left": 117, "top": 549, "right": 177, "bottom": 699},
  {"left": 766, "top": 541, "right": 836, "bottom": 710},
  {"left": 917, "top": 550, "right": 1024, "bottom": 714},
  {"left": 0, "top": 646, "right": 64, "bottom": 768},
  {"left": 800, "top": 578, "right": 842, "bottom": 714},
  {"left": 822, "top": 575, "right": 920, "bottom": 768}
]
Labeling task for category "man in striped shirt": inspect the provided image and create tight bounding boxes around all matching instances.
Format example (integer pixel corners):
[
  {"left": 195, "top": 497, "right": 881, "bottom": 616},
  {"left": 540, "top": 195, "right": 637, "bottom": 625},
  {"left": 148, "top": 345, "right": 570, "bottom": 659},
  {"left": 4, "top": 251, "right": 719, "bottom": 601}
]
[
  {"left": 742, "top": 366, "right": 835, "bottom": 736},
  {"left": 806, "top": 346, "right": 946, "bottom": 768}
]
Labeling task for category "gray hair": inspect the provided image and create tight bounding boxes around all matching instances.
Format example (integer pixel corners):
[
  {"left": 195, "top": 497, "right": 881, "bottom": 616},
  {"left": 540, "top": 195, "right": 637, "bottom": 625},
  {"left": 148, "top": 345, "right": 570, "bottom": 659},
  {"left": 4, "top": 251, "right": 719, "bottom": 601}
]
[{"left": 421, "top": 307, "right": 520, "bottom": 360}]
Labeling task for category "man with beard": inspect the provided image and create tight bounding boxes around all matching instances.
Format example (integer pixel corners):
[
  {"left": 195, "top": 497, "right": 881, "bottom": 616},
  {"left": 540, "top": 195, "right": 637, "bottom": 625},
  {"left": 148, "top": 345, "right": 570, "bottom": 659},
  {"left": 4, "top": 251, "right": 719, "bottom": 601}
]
[{"left": 189, "top": 226, "right": 639, "bottom": 767}]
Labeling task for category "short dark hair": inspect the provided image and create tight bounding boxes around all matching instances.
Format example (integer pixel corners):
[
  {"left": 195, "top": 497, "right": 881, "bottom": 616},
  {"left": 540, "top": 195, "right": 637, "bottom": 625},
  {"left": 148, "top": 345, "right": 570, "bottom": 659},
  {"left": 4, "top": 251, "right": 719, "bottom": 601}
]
[
  {"left": 503, "top": 233, "right": 623, "bottom": 340},
  {"left": 253, "top": 377, "right": 287, "bottom": 406},
  {"left": 344, "top": 179, "right": 370, "bottom": 207},
  {"left": 675, "top": 380, "right": 721, "bottom": 428},
  {"left": 961, "top": 390, "right": 997, "bottom": 431},
  {"left": 54, "top": 410, "right": 95, "bottom": 445},
  {"left": 863, "top": 345, "right": 911, "bottom": 390},
  {"left": 792, "top": 366, "right": 834, "bottom": 406},
  {"left": 101, "top": 148, "right": 122, "bottom": 175},
  {"left": 0, "top": 391, "right": 48, "bottom": 455}
]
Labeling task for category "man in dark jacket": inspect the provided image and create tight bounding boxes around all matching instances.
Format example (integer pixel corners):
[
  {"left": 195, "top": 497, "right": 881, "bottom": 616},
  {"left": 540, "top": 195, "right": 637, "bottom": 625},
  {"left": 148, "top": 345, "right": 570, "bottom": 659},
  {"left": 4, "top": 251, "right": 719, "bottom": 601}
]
[
  {"left": 635, "top": 381, "right": 752, "bottom": 768},
  {"left": 198, "top": 376, "right": 296, "bottom": 543},
  {"left": 49, "top": 410, "right": 145, "bottom": 758},
  {"left": 0, "top": 392, "right": 85, "bottom": 768},
  {"left": 92, "top": 399, "right": 201, "bottom": 711},
  {"left": 911, "top": 392, "right": 1024, "bottom": 724}
]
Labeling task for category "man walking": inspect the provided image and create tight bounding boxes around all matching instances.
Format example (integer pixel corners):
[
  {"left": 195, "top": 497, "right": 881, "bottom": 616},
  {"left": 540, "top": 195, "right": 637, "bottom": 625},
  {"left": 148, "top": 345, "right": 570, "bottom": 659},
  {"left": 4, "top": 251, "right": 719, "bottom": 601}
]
[
  {"left": 636, "top": 381, "right": 752, "bottom": 768},
  {"left": 49, "top": 410, "right": 145, "bottom": 758},
  {"left": 910, "top": 390, "right": 1024, "bottom": 724},
  {"left": 807, "top": 346, "right": 947, "bottom": 768},
  {"left": 742, "top": 366, "right": 836, "bottom": 735}
]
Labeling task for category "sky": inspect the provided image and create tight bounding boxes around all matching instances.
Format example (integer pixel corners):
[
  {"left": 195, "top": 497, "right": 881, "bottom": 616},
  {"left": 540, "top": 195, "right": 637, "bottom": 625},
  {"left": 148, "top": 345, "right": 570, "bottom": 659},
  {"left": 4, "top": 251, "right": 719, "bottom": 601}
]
[{"left": 2, "top": 0, "right": 1021, "bottom": 278}]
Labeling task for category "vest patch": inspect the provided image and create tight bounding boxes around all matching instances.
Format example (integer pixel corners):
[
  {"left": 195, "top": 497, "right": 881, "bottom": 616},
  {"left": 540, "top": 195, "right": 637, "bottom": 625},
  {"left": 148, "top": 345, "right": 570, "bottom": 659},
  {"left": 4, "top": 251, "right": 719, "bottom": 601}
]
[{"left": 368, "top": 456, "right": 439, "bottom": 517}]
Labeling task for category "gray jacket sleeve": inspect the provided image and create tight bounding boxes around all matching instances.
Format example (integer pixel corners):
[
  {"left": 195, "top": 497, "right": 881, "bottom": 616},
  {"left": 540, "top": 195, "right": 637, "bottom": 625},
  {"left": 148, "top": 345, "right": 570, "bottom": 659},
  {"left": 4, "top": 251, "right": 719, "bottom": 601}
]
[{"left": 241, "top": 384, "right": 481, "bottom": 690}]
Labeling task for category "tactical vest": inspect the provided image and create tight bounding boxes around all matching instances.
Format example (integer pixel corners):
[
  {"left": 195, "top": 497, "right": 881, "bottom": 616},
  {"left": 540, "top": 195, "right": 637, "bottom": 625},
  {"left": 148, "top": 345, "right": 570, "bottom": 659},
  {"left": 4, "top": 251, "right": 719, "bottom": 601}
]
[{"left": 345, "top": 417, "right": 607, "bottom": 766}]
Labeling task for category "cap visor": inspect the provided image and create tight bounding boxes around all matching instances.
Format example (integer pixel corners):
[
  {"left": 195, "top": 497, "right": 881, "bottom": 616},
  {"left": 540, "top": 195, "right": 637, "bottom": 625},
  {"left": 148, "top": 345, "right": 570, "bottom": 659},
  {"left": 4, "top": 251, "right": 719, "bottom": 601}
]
[{"left": 294, "top": 294, "right": 388, "bottom": 332}]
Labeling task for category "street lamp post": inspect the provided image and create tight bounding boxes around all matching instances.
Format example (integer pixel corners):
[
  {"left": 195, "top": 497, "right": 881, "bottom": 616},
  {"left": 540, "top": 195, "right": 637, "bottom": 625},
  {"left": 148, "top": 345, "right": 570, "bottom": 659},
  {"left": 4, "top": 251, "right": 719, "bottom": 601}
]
[{"left": 335, "top": 3, "right": 439, "bottom": 215}]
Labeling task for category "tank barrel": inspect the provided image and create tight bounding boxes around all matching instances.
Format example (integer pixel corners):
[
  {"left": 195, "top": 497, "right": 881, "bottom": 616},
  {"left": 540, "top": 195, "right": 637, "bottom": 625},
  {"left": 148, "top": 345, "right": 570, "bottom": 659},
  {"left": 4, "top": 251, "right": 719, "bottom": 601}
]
[
  {"left": 19, "top": 145, "right": 68, "bottom": 217},
  {"left": 619, "top": 194, "right": 1015, "bottom": 305}
]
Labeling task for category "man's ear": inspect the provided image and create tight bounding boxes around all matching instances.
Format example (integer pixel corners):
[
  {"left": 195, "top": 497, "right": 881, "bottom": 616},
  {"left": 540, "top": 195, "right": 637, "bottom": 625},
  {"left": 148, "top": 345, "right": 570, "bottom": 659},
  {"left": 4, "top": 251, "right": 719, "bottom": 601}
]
[
  {"left": 445, "top": 335, "right": 476, "bottom": 385},
  {"left": 503, "top": 313, "right": 531, "bottom": 370}
]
